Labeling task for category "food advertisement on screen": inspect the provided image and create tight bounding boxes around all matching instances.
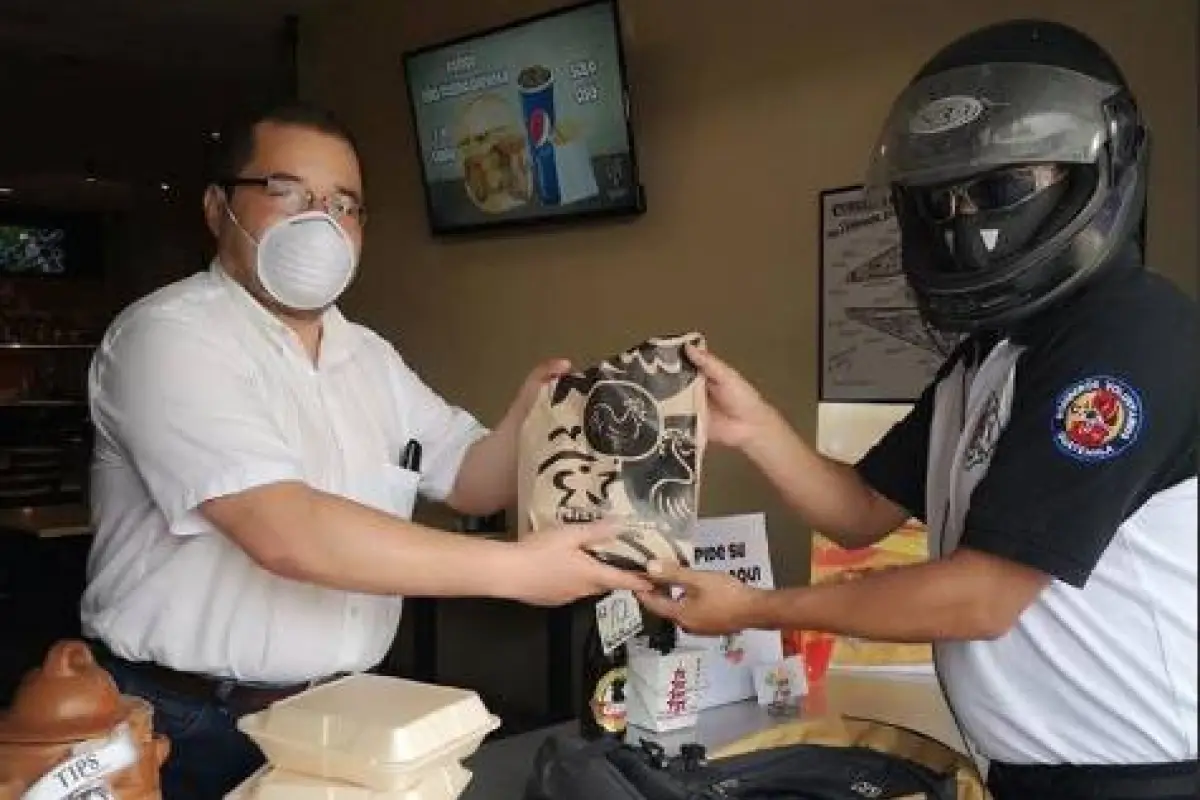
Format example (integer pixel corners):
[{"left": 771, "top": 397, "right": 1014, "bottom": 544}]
[{"left": 404, "top": 3, "right": 639, "bottom": 231}]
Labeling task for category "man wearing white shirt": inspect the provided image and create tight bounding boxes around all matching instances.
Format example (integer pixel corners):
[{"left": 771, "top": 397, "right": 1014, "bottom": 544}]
[{"left": 80, "top": 103, "right": 647, "bottom": 799}]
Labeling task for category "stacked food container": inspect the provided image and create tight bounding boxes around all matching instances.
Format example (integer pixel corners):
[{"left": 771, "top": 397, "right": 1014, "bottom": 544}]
[{"left": 227, "top": 674, "right": 500, "bottom": 800}]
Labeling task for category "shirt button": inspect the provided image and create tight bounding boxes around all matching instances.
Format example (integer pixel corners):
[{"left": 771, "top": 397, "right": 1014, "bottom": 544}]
[{"left": 349, "top": 606, "right": 360, "bottom": 619}]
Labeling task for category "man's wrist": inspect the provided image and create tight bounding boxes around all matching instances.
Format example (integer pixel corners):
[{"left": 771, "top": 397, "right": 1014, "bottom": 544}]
[
  {"left": 740, "top": 405, "right": 789, "bottom": 464},
  {"left": 743, "top": 585, "right": 812, "bottom": 632},
  {"left": 744, "top": 586, "right": 780, "bottom": 630},
  {"left": 491, "top": 410, "right": 523, "bottom": 450},
  {"left": 475, "top": 540, "right": 530, "bottom": 601}
]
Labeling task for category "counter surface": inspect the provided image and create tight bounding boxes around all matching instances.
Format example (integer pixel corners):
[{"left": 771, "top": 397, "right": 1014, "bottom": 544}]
[{"left": 462, "top": 671, "right": 961, "bottom": 800}]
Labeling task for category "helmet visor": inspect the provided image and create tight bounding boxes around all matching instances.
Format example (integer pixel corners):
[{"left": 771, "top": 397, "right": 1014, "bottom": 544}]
[{"left": 865, "top": 62, "right": 1121, "bottom": 192}]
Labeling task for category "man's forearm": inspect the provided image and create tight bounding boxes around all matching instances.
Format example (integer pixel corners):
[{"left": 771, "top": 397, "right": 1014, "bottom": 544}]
[
  {"left": 747, "top": 558, "right": 1010, "bottom": 642},
  {"left": 742, "top": 410, "right": 906, "bottom": 549},
  {"left": 445, "top": 423, "right": 519, "bottom": 516},
  {"left": 204, "top": 482, "right": 522, "bottom": 598}
]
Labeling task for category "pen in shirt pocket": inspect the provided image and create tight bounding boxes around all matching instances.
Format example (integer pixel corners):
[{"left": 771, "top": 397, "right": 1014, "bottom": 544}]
[{"left": 400, "top": 439, "right": 423, "bottom": 472}]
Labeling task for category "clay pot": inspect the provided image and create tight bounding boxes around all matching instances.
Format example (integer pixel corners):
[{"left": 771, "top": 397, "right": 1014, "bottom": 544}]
[{"left": 0, "top": 640, "right": 170, "bottom": 800}]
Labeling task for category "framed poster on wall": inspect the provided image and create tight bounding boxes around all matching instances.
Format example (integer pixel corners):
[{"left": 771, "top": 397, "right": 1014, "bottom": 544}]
[{"left": 817, "top": 185, "right": 956, "bottom": 402}]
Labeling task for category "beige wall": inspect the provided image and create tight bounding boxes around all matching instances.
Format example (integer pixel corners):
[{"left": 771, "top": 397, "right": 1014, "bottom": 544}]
[{"left": 300, "top": 0, "right": 1199, "bottom": 589}]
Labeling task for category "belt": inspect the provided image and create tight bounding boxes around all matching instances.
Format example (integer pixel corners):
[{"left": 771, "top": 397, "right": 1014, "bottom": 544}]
[
  {"left": 87, "top": 639, "right": 344, "bottom": 717},
  {"left": 989, "top": 759, "right": 1199, "bottom": 800}
]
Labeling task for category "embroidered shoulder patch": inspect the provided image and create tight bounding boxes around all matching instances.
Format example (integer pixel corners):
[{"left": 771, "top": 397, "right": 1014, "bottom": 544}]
[{"left": 1051, "top": 376, "right": 1143, "bottom": 462}]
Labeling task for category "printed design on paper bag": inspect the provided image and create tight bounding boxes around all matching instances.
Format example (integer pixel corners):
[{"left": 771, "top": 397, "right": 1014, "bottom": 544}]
[
  {"left": 590, "top": 666, "right": 628, "bottom": 734},
  {"left": 550, "top": 336, "right": 703, "bottom": 530},
  {"left": 1052, "top": 376, "right": 1142, "bottom": 462},
  {"left": 536, "top": 427, "right": 621, "bottom": 522},
  {"left": 583, "top": 380, "right": 661, "bottom": 460},
  {"left": 522, "top": 332, "right": 708, "bottom": 568},
  {"left": 615, "top": 415, "right": 699, "bottom": 522},
  {"left": 963, "top": 391, "right": 1002, "bottom": 470}
]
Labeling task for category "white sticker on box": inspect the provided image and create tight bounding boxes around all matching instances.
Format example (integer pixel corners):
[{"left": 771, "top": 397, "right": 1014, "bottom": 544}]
[
  {"left": 751, "top": 655, "right": 807, "bottom": 713},
  {"left": 596, "top": 589, "right": 643, "bottom": 654}
]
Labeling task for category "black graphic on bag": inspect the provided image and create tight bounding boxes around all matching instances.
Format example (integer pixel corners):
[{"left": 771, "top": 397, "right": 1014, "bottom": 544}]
[{"left": 517, "top": 333, "right": 708, "bottom": 569}]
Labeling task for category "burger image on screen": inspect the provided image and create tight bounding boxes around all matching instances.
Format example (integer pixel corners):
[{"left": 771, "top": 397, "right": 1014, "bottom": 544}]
[{"left": 455, "top": 92, "right": 532, "bottom": 214}]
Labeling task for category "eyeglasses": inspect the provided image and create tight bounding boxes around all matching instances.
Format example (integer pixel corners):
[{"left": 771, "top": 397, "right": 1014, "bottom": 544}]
[
  {"left": 223, "top": 174, "right": 367, "bottom": 225},
  {"left": 912, "top": 164, "right": 1066, "bottom": 223}
]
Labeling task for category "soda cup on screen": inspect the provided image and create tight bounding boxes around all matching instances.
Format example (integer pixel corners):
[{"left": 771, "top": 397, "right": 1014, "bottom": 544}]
[{"left": 518, "top": 63, "right": 562, "bottom": 206}]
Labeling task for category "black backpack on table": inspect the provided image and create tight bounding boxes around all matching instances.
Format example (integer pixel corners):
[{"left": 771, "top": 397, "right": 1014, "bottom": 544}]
[{"left": 523, "top": 716, "right": 985, "bottom": 800}]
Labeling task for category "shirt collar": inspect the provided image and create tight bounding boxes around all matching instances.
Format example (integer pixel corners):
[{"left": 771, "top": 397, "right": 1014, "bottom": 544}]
[{"left": 210, "top": 260, "right": 357, "bottom": 368}]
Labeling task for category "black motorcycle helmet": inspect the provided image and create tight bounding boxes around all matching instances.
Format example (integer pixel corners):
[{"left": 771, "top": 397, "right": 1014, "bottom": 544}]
[{"left": 865, "top": 20, "right": 1150, "bottom": 333}]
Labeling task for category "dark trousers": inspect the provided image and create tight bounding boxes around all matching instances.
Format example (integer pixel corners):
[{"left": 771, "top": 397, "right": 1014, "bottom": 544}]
[
  {"left": 987, "top": 759, "right": 1199, "bottom": 800},
  {"left": 95, "top": 652, "right": 265, "bottom": 800}
]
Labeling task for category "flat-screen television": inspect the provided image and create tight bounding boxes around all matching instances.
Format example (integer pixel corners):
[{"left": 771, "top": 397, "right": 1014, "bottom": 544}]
[
  {"left": 402, "top": 0, "right": 645, "bottom": 236},
  {"left": 0, "top": 209, "right": 104, "bottom": 279}
]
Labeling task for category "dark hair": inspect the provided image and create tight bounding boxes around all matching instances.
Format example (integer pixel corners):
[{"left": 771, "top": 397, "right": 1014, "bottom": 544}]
[{"left": 206, "top": 101, "right": 360, "bottom": 185}]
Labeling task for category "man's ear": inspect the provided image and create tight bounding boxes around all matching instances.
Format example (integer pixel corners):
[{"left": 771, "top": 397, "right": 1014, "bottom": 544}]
[{"left": 202, "top": 184, "right": 226, "bottom": 238}]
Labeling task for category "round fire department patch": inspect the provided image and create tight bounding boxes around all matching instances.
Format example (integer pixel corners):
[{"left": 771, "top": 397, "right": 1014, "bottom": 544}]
[{"left": 1051, "top": 376, "right": 1143, "bottom": 462}]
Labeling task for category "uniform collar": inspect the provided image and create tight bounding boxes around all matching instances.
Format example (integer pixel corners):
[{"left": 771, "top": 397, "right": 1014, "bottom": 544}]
[
  {"left": 961, "top": 332, "right": 1003, "bottom": 368},
  {"left": 210, "top": 261, "right": 357, "bottom": 368}
]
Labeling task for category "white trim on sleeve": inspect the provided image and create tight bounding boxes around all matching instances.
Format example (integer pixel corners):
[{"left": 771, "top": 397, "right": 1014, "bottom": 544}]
[
  {"left": 419, "top": 417, "right": 488, "bottom": 502},
  {"left": 168, "top": 462, "right": 306, "bottom": 536}
]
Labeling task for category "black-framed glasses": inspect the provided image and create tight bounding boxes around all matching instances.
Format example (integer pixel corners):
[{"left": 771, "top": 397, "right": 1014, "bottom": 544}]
[
  {"left": 914, "top": 164, "right": 1066, "bottom": 223},
  {"left": 223, "top": 173, "right": 367, "bottom": 225}
]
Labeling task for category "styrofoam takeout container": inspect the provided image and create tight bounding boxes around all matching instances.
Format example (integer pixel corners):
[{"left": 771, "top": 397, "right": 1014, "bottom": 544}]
[
  {"left": 236, "top": 674, "right": 500, "bottom": 793},
  {"left": 225, "top": 761, "right": 473, "bottom": 800}
]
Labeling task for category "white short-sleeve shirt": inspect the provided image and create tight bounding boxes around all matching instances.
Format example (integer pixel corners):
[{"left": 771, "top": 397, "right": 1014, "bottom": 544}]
[
  {"left": 928, "top": 342, "right": 1197, "bottom": 764},
  {"left": 80, "top": 264, "right": 486, "bottom": 683}
]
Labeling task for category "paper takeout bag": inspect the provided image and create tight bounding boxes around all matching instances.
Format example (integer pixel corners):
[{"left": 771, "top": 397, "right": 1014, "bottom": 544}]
[{"left": 517, "top": 332, "right": 708, "bottom": 568}]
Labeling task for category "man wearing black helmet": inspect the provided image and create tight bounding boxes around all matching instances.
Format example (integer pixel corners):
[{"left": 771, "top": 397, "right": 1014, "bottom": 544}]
[{"left": 639, "top": 20, "right": 1198, "bottom": 799}]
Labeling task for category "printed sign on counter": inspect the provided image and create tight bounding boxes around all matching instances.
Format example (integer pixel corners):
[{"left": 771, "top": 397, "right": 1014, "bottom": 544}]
[{"left": 676, "top": 513, "right": 784, "bottom": 709}]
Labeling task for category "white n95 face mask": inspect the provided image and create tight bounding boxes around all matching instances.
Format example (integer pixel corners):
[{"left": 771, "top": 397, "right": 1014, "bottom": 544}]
[
  {"left": 255, "top": 210, "right": 358, "bottom": 311},
  {"left": 227, "top": 206, "right": 359, "bottom": 312}
]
